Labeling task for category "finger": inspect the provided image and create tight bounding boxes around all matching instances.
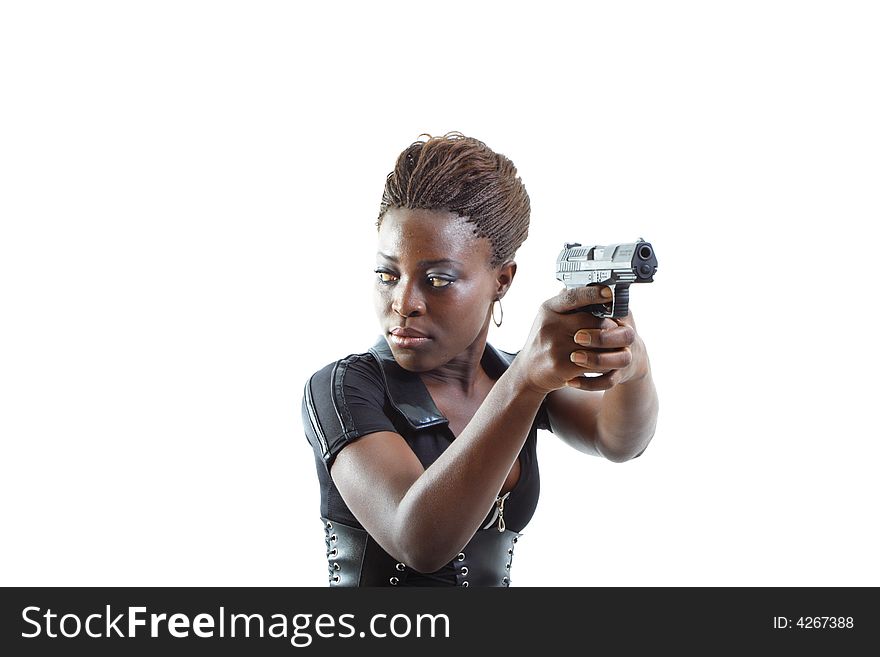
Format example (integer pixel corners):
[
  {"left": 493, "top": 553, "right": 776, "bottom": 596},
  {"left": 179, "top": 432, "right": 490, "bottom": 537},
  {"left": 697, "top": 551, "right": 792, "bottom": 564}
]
[
  {"left": 544, "top": 285, "right": 613, "bottom": 314},
  {"left": 565, "top": 371, "right": 620, "bottom": 391},
  {"left": 574, "top": 325, "right": 636, "bottom": 349},
  {"left": 614, "top": 309, "right": 637, "bottom": 330},
  {"left": 562, "top": 313, "right": 606, "bottom": 332},
  {"left": 570, "top": 348, "right": 633, "bottom": 372}
]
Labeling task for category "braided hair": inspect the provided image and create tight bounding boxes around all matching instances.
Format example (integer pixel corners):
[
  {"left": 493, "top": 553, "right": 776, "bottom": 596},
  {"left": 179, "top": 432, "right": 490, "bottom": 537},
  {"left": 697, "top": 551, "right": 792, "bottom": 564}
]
[{"left": 377, "top": 132, "right": 531, "bottom": 267}]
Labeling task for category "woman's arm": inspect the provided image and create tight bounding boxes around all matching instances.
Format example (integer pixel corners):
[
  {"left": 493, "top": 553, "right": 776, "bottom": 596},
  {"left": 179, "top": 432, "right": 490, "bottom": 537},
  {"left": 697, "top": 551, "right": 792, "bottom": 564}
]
[{"left": 330, "top": 359, "right": 544, "bottom": 573}]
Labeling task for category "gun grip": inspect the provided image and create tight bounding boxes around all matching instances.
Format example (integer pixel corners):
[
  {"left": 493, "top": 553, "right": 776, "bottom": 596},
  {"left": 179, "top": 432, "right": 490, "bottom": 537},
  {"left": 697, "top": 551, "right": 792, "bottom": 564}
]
[{"left": 609, "top": 285, "right": 629, "bottom": 318}]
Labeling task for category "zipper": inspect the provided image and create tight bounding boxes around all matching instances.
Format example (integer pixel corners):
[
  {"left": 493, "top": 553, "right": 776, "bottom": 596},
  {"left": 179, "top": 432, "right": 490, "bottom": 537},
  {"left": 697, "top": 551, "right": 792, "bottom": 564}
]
[
  {"left": 305, "top": 381, "right": 329, "bottom": 457},
  {"left": 482, "top": 491, "right": 510, "bottom": 533}
]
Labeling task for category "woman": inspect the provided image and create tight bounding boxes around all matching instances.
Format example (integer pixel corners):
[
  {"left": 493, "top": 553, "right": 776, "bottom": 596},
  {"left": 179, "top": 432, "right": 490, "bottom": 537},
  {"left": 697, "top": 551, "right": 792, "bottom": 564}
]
[{"left": 302, "top": 132, "right": 659, "bottom": 586}]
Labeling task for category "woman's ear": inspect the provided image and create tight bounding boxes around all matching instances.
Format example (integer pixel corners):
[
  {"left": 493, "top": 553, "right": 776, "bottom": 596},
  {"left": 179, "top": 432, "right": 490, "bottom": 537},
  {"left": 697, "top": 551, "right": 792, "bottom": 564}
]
[{"left": 495, "top": 261, "right": 517, "bottom": 300}]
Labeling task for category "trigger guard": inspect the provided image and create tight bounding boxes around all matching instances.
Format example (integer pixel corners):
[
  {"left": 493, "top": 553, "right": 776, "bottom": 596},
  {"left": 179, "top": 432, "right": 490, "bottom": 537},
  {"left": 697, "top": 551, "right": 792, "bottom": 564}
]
[
  {"left": 592, "top": 303, "right": 614, "bottom": 319},
  {"left": 589, "top": 302, "right": 613, "bottom": 319}
]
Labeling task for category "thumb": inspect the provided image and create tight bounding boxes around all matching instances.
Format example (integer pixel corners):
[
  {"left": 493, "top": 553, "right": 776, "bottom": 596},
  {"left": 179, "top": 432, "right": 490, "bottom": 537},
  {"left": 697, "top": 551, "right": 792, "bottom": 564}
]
[{"left": 544, "top": 285, "right": 613, "bottom": 314}]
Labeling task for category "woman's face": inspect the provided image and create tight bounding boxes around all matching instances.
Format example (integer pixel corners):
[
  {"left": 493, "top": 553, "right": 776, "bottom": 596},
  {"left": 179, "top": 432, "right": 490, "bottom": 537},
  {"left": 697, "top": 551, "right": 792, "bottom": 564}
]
[{"left": 374, "top": 207, "right": 506, "bottom": 372}]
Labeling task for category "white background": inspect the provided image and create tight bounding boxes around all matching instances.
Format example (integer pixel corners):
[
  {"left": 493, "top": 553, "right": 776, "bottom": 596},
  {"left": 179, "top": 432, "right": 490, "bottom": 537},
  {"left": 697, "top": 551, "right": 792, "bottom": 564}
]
[{"left": 2, "top": 1, "right": 878, "bottom": 587}]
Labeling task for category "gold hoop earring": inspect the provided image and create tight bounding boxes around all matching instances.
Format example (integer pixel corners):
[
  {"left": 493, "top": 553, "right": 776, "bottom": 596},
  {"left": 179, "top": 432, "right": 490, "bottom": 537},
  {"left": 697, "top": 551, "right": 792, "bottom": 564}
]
[{"left": 492, "top": 299, "right": 504, "bottom": 327}]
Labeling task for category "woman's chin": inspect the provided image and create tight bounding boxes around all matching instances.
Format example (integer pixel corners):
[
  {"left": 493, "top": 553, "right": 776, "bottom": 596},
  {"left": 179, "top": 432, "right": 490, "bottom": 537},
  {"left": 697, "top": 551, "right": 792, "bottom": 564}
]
[{"left": 386, "top": 343, "right": 437, "bottom": 372}]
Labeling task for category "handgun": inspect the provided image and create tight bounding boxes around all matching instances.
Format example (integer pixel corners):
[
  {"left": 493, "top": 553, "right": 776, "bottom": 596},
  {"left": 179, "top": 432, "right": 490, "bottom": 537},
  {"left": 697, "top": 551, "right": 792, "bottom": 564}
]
[{"left": 556, "top": 238, "right": 658, "bottom": 318}]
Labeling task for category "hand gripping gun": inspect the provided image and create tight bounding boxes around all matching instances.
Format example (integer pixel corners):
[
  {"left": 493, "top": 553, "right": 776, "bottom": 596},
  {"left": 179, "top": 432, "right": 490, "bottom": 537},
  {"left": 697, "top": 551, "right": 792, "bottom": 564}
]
[{"left": 555, "top": 238, "right": 658, "bottom": 318}]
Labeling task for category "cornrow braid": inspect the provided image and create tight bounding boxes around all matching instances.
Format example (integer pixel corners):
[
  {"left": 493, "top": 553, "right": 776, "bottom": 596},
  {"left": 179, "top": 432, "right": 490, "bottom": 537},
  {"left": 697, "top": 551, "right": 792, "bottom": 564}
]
[{"left": 377, "top": 132, "right": 531, "bottom": 267}]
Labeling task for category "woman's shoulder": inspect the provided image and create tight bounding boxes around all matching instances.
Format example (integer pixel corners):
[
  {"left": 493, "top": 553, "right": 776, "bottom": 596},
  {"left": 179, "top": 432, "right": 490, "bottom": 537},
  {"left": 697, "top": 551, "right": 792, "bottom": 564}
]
[
  {"left": 492, "top": 345, "right": 517, "bottom": 363},
  {"left": 308, "top": 348, "right": 383, "bottom": 382},
  {"left": 302, "top": 346, "right": 396, "bottom": 468},
  {"left": 483, "top": 342, "right": 519, "bottom": 374},
  {"left": 307, "top": 348, "right": 387, "bottom": 398},
  {"left": 305, "top": 345, "right": 390, "bottom": 407}
]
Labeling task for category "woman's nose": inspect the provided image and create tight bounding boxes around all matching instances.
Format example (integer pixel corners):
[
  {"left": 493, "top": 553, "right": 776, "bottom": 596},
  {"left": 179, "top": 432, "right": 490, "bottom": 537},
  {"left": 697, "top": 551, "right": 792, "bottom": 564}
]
[{"left": 391, "top": 280, "right": 425, "bottom": 318}]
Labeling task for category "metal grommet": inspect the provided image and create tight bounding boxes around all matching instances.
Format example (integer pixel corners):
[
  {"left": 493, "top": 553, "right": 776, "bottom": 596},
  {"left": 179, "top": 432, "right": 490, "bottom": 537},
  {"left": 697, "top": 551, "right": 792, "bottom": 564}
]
[
  {"left": 332, "top": 575, "right": 340, "bottom": 583},
  {"left": 461, "top": 581, "right": 469, "bottom": 587},
  {"left": 333, "top": 563, "right": 340, "bottom": 571},
  {"left": 326, "top": 521, "right": 333, "bottom": 530},
  {"left": 457, "top": 552, "right": 465, "bottom": 561},
  {"left": 505, "top": 562, "right": 511, "bottom": 570},
  {"left": 502, "top": 577, "right": 509, "bottom": 585},
  {"left": 328, "top": 548, "right": 338, "bottom": 557},
  {"left": 395, "top": 563, "right": 406, "bottom": 571},
  {"left": 512, "top": 536, "right": 518, "bottom": 543},
  {"left": 330, "top": 534, "right": 337, "bottom": 542},
  {"left": 507, "top": 548, "right": 513, "bottom": 555},
  {"left": 460, "top": 566, "right": 469, "bottom": 576},
  {"left": 390, "top": 577, "right": 399, "bottom": 586}
]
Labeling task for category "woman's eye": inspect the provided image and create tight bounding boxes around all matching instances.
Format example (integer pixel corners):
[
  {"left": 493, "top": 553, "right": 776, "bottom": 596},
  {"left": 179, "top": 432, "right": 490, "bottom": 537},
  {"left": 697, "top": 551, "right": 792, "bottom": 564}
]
[
  {"left": 428, "top": 276, "right": 452, "bottom": 288},
  {"left": 375, "top": 271, "right": 398, "bottom": 284}
]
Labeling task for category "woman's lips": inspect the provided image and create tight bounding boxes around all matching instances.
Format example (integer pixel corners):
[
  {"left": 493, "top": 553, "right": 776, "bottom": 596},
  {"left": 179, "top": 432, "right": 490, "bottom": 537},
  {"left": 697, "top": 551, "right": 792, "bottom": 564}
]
[{"left": 389, "top": 326, "right": 431, "bottom": 348}]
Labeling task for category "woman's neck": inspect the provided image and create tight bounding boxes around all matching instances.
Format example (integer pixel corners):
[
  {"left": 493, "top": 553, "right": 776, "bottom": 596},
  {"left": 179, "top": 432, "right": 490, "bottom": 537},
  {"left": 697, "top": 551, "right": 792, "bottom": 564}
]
[{"left": 419, "top": 324, "right": 491, "bottom": 396}]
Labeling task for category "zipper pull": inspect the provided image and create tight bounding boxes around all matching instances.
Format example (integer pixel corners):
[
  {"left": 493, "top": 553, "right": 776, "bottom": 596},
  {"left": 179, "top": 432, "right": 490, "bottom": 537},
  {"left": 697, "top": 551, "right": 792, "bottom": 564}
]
[{"left": 494, "top": 492, "right": 510, "bottom": 533}]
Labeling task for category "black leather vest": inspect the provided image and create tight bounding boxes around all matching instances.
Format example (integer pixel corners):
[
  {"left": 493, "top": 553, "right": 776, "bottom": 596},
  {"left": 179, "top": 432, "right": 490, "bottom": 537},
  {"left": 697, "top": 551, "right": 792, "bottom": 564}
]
[{"left": 323, "top": 517, "right": 521, "bottom": 587}]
